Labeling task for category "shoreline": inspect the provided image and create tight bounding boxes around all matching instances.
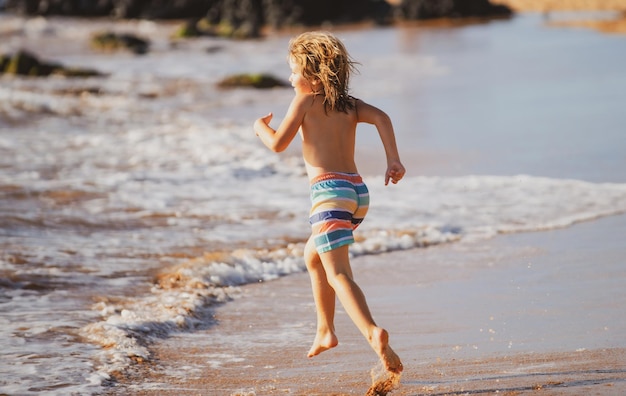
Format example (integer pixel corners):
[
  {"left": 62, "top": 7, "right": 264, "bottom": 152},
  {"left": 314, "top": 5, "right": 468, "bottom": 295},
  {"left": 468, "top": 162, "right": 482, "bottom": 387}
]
[{"left": 105, "top": 214, "right": 626, "bottom": 395}]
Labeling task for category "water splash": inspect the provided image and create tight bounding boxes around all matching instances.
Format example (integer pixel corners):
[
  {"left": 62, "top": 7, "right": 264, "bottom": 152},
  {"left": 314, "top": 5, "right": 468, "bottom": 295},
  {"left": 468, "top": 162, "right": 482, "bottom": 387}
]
[{"left": 367, "top": 363, "right": 402, "bottom": 396}]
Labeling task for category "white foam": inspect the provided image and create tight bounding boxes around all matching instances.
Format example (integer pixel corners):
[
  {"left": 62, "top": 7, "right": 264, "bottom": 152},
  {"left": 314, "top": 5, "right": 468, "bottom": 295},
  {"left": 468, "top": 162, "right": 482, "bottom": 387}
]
[
  {"left": 363, "top": 174, "right": 626, "bottom": 240},
  {"left": 77, "top": 173, "right": 626, "bottom": 382}
]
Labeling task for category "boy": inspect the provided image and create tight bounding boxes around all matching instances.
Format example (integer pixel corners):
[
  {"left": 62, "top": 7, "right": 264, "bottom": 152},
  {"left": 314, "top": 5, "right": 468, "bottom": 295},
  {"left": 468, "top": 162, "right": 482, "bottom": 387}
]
[{"left": 254, "top": 31, "right": 405, "bottom": 374}]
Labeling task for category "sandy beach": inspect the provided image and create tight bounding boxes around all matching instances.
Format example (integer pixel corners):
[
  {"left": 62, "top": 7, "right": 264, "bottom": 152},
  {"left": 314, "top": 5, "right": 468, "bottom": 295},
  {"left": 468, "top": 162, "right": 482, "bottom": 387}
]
[
  {"left": 495, "top": 0, "right": 626, "bottom": 34},
  {"left": 494, "top": 0, "right": 626, "bottom": 11},
  {"left": 106, "top": 213, "right": 626, "bottom": 395}
]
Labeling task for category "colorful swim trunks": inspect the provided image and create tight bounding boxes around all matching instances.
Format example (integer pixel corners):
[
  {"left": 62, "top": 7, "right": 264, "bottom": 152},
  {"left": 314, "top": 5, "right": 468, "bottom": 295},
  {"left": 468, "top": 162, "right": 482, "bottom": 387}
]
[{"left": 309, "top": 172, "right": 370, "bottom": 254}]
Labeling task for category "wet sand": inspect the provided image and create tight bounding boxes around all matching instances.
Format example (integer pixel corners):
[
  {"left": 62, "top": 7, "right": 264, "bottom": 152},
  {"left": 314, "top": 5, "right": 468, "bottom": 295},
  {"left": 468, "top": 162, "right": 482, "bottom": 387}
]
[{"left": 107, "top": 214, "right": 626, "bottom": 395}]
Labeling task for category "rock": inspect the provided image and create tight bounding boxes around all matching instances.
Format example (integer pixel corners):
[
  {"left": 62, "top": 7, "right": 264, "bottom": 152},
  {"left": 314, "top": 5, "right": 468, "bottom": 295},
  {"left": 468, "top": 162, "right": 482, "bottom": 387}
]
[
  {"left": 275, "top": 0, "right": 392, "bottom": 26},
  {"left": 4, "top": 0, "right": 394, "bottom": 29},
  {"left": 217, "top": 73, "right": 288, "bottom": 89},
  {"left": 3, "top": 0, "right": 511, "bottom": 30},
  {"left": 204, "top": 0, "right": 263, "bottom": 38},
  {"left": 0, "top": 55, "right": 8, "bottom": 72},
  {"left": 112, "top": 0, "right": 212, "bottom": 19},
  {"left": 90, "top": 32, "right": 150, "bottom": 55},
  {"left": 396, "top": 0, "right": 512, "bottom": 20},
  {"left": 0, "top": 50, "right": 103, "bottom": 77},
  {"left": 5, "top": 0, "right": 113, "bottom": 16},
  {"left": 173, "top": 19, "right": 204, "bottom": 38},
  {"left": 172, "top": 17, "right": 258, "bottom": 40},
  {"left": 2, "top": 50, "right": 57, "bottom": 76},
  {"left": 56, "top": 66, "right": 106, "bottom": 77}
]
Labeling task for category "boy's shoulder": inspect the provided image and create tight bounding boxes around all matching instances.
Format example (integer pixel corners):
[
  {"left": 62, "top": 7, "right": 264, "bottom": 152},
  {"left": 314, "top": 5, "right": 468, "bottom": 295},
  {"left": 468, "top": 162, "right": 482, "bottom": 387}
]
[
  {"left": 292, "top": 92, "right": 327, "bottom": 114},
  {"left": 290, "top": 92, "right": 316, "bottom": 109}
]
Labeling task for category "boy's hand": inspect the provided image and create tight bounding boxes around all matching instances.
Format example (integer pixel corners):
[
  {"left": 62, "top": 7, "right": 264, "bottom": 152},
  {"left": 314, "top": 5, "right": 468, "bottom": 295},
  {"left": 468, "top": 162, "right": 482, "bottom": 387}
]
[
  {"left": 254, "top": 113, "right": 273, "bottom": 135},
  {"left": 385, "top": 160, "right": 406, "bottom": 186}
]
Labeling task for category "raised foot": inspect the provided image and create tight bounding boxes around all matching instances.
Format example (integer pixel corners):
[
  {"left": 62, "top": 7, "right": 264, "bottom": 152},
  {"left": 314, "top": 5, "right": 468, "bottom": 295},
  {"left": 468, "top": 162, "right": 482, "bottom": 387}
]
[
  {"left": 371, "top": 327, "right": 403, "bottom": 374},
  {"left": 307, "top": 331, "right": 338, "bottom": 357}
]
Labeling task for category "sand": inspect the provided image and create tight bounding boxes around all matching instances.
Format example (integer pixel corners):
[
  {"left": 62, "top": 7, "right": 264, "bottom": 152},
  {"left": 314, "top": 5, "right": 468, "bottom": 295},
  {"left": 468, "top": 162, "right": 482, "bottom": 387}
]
[
  {"left": 493, "top": 0, "right": 626, "bottom": 11},
  {"left": 494, "top": 0, "right": 626, "bottom": 34},
  {"left": 106, "top": 213, "right": 626, "bottom": 395}
]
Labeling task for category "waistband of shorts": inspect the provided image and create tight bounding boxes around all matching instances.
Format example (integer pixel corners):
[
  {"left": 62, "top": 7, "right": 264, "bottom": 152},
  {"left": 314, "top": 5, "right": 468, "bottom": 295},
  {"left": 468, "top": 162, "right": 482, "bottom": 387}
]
[{"left": 310, "top": 172, "right": 363, "bottom": 185}]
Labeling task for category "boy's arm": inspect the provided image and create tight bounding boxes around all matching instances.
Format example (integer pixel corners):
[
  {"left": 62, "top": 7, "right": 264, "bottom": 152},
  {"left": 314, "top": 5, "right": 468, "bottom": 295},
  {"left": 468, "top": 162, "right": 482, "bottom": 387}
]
[
  {"left": 355, "top": 99, "right": 406, "bottom": 185},
  {"left": 254, "top": 93, "right": 311, "bottom": 153}
]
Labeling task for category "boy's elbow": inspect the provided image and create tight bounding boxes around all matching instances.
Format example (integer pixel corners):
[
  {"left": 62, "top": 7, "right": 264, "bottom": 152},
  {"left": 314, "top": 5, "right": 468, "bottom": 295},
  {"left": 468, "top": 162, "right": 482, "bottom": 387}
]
[
  {"left": 270, "top": 142, "right": 287, "bottom": 153},
  {"left": 363, "top": 108, "right": 391, "bottom": 127},
  {"left": 375, "top": 111, "right": 392, "bottom": 126}
]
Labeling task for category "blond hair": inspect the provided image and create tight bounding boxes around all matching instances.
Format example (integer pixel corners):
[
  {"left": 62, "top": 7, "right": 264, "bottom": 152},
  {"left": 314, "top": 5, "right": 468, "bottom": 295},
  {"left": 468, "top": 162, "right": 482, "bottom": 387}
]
[{"left": 288, "top": 31, "right": 358, "bottom": 113}]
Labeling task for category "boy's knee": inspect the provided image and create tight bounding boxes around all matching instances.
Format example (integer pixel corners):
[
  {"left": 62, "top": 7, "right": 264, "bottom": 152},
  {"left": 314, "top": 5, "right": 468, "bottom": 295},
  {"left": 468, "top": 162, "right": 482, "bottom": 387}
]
[
  {"left": 306, "top": 256, "right": 322, "bottom": 271},
  {"left": 325, "top": 271, "right": 351, "bottom": 289},
  {"left": 304, "top": 242, "right": 322, "bottom": 269}
]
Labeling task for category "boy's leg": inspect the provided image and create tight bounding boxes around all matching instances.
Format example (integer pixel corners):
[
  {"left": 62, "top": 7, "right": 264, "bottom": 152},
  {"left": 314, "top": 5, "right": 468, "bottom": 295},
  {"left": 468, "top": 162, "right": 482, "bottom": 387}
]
[
  {"left": 319, "top": 244, "right": 403, "bottom": 374},
  {"left": 304, "top": 236, "right": 338, "bottom": 357},
  {"left": 319, "top": 244, "right": 374, "bottom": 338}
]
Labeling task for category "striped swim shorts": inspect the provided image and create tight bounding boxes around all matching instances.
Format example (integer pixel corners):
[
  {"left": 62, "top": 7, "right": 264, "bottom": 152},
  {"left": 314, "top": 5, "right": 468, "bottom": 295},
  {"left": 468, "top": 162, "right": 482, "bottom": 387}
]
[{"left": 309, "top": 172, "right": 370, "bottom": 254}]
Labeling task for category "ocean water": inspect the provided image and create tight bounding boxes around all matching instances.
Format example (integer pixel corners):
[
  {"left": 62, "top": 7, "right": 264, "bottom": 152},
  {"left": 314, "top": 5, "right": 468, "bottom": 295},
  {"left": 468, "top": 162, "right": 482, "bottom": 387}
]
[{"left": 1, "top": 12, "right": 626, "bottom": 395}]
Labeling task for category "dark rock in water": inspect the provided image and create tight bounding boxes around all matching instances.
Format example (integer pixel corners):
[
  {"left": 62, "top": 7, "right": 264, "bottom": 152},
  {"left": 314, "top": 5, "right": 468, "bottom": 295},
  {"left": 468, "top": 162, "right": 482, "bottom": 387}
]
[
  {"left": 171, "top": 0, "right": 392, "bottom": 39},
  {"left": 205, "top": 0, "right": 263, "bottom": 38},
  {"left": 5, "top": 0, "right": 114, "bottom": 16},
  {"left": 0, "top": 50, "right": 103, "bottom": 77},
  {"left": 4, "top": 0, "right": 394, "bottom": 30},
  {"left": 0, "top": 50, "right": 59, "bottom": 76},
  {"left": 4, "top": 0, "right": 214, "bottom": 18},
  {"left": 112, "top": 0, "right": 212, "bottom": 19},
  {"left": 397, "top": 0, "right": 512, "bottom": 20},
  {"left": 267, "top": 0, "right": 393, "bottom": 27},
  {"left": 52, "top": 66, "right": 104, "bottom": 77},
  {"left": 90, "top": 32, "right": 150, "bottom": 55},
  {"left": 0, "top": 56, "right": 8, "bottom": 72},
  {"left": 173, "top": 16, "right": 259, "bottom": 40},
  {"left": 217, "top": 73, "right": 288, "bottom": 89},
  {"left": 4, "top": 0, "right": 511, "bottom": 32},
  {"left": 173, "top": 19, "right": 205, "bottom": 38}
]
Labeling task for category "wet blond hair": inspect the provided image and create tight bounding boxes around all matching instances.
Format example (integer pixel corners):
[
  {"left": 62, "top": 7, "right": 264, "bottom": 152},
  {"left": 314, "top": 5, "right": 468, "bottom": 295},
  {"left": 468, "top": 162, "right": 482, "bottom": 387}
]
[{"left": 288, "top": 31, "right": 358, "bottom": 113}]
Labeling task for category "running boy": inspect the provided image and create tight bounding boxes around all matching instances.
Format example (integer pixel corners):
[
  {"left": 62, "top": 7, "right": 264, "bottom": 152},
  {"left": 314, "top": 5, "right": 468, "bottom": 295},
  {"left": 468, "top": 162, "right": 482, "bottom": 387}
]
[{"left": 254, "top": 31, "right": 405, "bottom": 374}]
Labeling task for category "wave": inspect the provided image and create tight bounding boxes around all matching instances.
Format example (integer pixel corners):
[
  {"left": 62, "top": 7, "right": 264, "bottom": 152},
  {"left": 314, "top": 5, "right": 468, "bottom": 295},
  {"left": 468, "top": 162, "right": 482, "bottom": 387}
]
[
  {"left": 79, "top": 222, "right": 459, "bottom": 382},
  {"left": 363, "top": 174, "right": 626, "bottom": 239},
  {"left": 78, "top": 173, "right": 626, "bottom": 383}
]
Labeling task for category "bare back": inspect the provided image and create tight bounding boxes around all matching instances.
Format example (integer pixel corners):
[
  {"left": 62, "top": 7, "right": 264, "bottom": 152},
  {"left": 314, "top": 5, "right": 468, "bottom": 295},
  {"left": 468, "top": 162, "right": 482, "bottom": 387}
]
[{"left": 300, "top": 95, "right": 358, "bottom": 179}]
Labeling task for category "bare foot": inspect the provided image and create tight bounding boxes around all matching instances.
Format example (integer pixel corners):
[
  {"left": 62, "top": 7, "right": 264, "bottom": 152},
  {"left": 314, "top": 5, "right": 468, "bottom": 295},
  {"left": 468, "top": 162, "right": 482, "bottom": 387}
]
[
  {"left": 307, "top": 331, "right": 338, "bottom": 357},
  {"left": 370, "top": 327, "right": 403, "bottom": 374}
]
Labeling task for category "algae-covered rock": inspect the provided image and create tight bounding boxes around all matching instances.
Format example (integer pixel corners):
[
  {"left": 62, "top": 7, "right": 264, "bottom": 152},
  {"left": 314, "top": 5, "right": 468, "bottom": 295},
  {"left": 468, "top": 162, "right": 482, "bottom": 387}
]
[
  {"left": 172, "top": 18, "right": 258, "bottom": 40},
  {"left": 58, "top": 67, "right": 104, "bottom": 77},
  {"left": 90, "top": 32, "right": 150, "bottom": 55},
  {"left": 4, "top": 50, "right": 48, "bottom": 75},
  {"left": 173, "top": 19, "right": 204, "bottom": 38},
  {"left": 217, "top": 73, "right": 288, "bottom": 89},
  {"left": 0, "top": 55, "right": 10, "bottom": 72},
  {"left": 0, "top": 50, "right": 103, "bottom": 77}
]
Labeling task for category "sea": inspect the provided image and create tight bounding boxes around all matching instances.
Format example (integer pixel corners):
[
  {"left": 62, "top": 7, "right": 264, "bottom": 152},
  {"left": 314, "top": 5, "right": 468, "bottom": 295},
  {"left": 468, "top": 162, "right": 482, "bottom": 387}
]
[{"left": 1, "top": 10, "right": 625, "bottom": 395}]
